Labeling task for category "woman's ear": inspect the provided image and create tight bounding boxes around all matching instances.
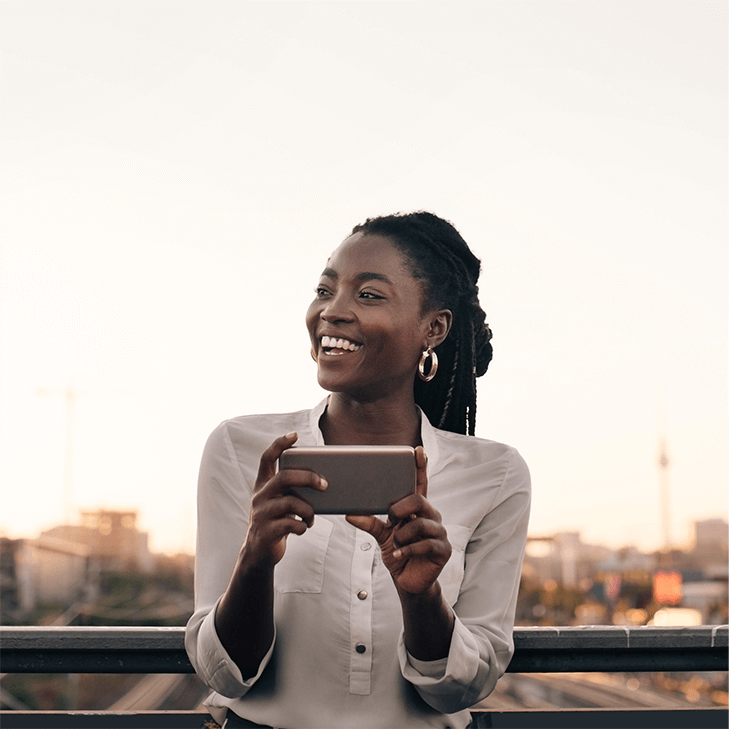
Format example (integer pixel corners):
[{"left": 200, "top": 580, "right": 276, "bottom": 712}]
[{"left": 426, "top": 309, "right": 453, "bottom": 348}]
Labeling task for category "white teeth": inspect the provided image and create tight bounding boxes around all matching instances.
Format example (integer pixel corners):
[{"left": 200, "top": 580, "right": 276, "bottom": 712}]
[{"left": 320, "top": 335, "right": 361, "bottom": 352}]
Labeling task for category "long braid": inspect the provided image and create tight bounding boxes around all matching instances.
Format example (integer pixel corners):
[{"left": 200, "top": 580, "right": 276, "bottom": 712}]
[
  {"left": 351, "top": 212, "right": 493, "bottom": 436},
  {"left": 438, "top": 346, "right": 458, "bottom": 429}
]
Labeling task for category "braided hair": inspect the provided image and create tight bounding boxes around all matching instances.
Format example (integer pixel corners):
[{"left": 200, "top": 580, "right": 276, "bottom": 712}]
[{"left": 351, "top": 211, "right": 493, "bottom": 436}]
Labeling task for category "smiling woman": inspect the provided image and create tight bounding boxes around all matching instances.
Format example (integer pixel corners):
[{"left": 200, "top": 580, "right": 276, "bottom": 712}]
[
  {"left": 306, "top": 233, "right": 447, "bottom": 414},
  {"left": 184, "top": 211, "right": 531, "bottom": 729}
]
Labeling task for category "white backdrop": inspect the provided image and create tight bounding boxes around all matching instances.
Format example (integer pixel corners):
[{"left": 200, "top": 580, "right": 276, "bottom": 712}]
[{"left": 1, "top": 1, "right": 726, "bottom": 554}]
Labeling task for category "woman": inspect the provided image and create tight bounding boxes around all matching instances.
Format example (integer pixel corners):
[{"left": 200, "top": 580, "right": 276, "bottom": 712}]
[{"left": 185, "top": 212, "right": 531, "bottom": 729}]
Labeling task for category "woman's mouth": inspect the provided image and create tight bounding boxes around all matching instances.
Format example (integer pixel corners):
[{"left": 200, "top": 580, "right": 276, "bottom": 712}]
[{"left": 320, "top": 335, "right": 363, "bottom": 355}]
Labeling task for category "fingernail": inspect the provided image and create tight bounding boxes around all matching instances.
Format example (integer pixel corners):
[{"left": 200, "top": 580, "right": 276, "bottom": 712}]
[
  {"left": 285, "top": 431, "right": 297, "bottom": 439},
  {"left": 319, "top": 477, "right": 328, "bottom": 490},
  {"left": 393, "top": 549, "right": 402, "bottom": 559}
]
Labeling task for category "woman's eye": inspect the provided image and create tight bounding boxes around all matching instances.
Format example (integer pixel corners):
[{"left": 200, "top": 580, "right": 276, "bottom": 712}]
[
  {"left": 314, "top": 286, "right": 331, "bottom": 297},
  {"left": 359, "top": 290, "right": 384, "bottom": 300}
]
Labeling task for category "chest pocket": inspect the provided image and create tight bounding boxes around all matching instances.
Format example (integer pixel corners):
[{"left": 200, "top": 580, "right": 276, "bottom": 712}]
[
  {"left": 275, "top": 517, "right": 333, "bottom": 594},
  {"left": 439, "top": 524, "right": 472, "bottom": 606}
]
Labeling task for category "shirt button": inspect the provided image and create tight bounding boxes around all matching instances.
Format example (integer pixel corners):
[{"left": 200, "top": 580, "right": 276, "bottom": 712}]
[
  {"left": 360, "top": 542, "right": 372, "bottom": 551},
  {"left": 355, "top": 644, "right": 367, "bottom": 654},
  {"left": 357, "top": 590, "right": 368, "bottom": 600}
]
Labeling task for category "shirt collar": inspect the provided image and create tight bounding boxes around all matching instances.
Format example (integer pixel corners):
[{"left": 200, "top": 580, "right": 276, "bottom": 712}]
[
  {"left": 307, "top": 396, "right": 441, "bottom": 478},
  {"left": 308, "top": 397, "right": 328, "bottom": 446},
  {"left": 419, "top": 405, "right": 441, "bottom": 478}
]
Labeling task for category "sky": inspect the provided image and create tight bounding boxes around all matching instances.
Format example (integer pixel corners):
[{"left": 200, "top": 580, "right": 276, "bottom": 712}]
[{"left": 1, "top": 1, "right": 726, "bottom": 556}]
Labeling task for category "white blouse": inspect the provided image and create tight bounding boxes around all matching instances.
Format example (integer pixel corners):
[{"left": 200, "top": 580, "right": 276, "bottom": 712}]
[{"left": 185, "top": 398, "right": 530, "bottom": 729}]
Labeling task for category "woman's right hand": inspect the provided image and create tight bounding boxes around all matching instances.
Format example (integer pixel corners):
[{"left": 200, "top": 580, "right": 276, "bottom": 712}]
[{"left": 241, "top": 432, "right": 328, "bottom": 569}]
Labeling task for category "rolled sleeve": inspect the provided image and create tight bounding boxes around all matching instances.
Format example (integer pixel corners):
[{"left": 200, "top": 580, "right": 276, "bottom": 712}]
[
  {"left": 186, "top": 597, "right": 275, "bottom": 698},
  {"left": 398, "top": 615, "right": 494, "bottom": 713}
]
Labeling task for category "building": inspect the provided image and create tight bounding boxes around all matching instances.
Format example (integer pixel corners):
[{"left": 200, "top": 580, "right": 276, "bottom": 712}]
[
  {"left": 681, "top": 519, "right": 729, "bottom": 623},
  {"left": 0, "top": 535, "right": 91, "bottom": 616},
  {"left": 41, "top": 509, "right": 155, "bottom": 573},
  {"left": 524, "top": 532, "right": 612, "bottom": 588},
  {"left": 691, "top": 518, "right": 728, "bottom": 573}
]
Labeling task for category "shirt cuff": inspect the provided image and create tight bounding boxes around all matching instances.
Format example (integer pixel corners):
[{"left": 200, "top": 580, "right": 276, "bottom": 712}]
[
  {"left": 398, "top": 614, "right": 481, "bottom": 689},
  {"left": 406, "top": 652, "right": 449, "bottom": 678},
  {"left": 196, "top": 597, "right": 276, "bottom": 698}
]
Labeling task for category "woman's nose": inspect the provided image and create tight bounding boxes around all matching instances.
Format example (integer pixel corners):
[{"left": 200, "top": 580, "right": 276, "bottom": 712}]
[{"left": 320, "top": 293, "right": 355, "bottom": 323}]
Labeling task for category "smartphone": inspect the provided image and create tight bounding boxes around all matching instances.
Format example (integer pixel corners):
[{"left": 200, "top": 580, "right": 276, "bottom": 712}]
[{"left": 279, "top": 445, "right": 416, "bottom": 514}]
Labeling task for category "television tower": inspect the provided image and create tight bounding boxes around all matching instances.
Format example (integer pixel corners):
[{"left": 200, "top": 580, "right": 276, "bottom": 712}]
[{"left": 658, "top": 437, "right": 671, "bottom": 551}]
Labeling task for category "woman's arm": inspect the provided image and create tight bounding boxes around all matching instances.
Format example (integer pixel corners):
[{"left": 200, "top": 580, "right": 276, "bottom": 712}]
[
  {"left": 397, "top": 581, "right": 454, "bottom": 661},
  {"left": 215, "top": 431, "right": 328, "bottom": 677},
  {"left": 349, "top": 444, "right": 531, "bottom": 713},
  {"left": 214, "top": 552, "right": 276, "bottom": 679},
  {"left": 186, "top": 430, "right": 327, "bottom": 688},
  {"left": 347, "top": 446, "right": 455, "bottom": 660},
  {"left": 399, "top": 447, "right": 531, "bottom": 713}
]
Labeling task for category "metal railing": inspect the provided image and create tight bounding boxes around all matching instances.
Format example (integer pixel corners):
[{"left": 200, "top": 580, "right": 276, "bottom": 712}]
[{"left": 1, "top": 625, "right": 727, "bottom": 728}]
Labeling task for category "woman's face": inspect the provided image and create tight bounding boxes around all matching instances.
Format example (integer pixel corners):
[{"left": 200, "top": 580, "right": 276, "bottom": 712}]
[{"left": 306, "top": 233, "right": 444, "bottom": 401}]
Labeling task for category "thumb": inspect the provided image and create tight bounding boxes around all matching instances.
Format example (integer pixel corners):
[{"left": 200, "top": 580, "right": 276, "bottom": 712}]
[
  {"left": 346, "top": 514, "right": 389, "bottom": 544},
  {"left": 256, "top": 431, "right": 298, "bottom": 488}
]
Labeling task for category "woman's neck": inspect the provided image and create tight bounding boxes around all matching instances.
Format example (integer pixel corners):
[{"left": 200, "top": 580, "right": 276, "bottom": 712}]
[{"left": 320, "top": 392, "right": 422, "bottom": 447}]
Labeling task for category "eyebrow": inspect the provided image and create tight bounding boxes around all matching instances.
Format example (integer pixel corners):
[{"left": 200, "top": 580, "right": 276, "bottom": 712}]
[{"left": 321, "top": 268, "right": 393, "bottom": 285}]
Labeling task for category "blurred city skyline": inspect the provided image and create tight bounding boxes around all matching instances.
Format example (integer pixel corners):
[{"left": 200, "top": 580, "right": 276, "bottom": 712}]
[
  {"left": 1, "top": 2, "right": 726, "bottom": 555},
  {"left": 0, "top": 370, "right": 724, "bottom": 555},
  {"left": 3, "top": 508, "right": 725, "bottom": 709},
  {"left": 3, "top": 504, "right": 727, "bottom": 560},
  {"left": 4, "top": 506, "right": 725, "bottom": 623}
]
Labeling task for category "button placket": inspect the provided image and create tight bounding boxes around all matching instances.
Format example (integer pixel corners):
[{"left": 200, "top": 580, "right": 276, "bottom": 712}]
[{"left": 349, "top": 529, "right": 376, "bottom": 695}]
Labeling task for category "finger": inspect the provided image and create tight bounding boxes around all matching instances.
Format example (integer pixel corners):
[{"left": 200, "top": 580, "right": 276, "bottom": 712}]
[
  {"left": 252, "top": 477, "right": 323, "bottom": 526},
  {"left": 264, "top": 467, "right": 328, "bottom": 497},
  {"left": 392, "top": 537, "right": 452, "bottom": 565},
  {"left": 414, "top": 446, "right": 428, "bottom": 499},
  {"left": 255, "top": 432, "right": 299, "bottom": 490},
  {"left": 268, "top": 514, "right": 310, "bottom": 540},
  {"left": 264, "top": 494, "right": 317, "bottom": 528},
  {"left": 388, "top": 494, "right": 439, "bottom": 524},
  {"left": 345, "top": 514, "right": 390, "bottom": 544},
  {"left": 392, "top": 517, "right": 446, "bottom": 547}
]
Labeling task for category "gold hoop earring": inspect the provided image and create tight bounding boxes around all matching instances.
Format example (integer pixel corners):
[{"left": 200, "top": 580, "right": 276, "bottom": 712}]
[{"left": 418, "top": 347, "right": 438, "bottom": 382}]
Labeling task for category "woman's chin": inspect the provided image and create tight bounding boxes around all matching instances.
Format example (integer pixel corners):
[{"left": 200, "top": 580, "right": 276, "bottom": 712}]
[{"left": 316, "top": 371, "right": 350, "bottom": 394}]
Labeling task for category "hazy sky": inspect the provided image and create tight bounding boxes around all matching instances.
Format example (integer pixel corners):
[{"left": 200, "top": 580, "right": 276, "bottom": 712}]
[{"left": 1, "top": 1, "right": 726, "bottom": 555}]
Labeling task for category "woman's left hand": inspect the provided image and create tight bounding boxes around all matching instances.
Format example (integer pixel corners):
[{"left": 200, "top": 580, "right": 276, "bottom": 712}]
[{"left": 346, "top": 446, "right": 452, "bottom": 596}]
